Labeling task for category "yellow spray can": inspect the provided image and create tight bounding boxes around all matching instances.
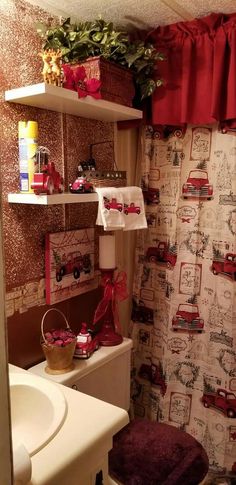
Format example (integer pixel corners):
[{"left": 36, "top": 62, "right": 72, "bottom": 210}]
[{"left": 18, "top": 121, "right": 38, "bottom": 193}]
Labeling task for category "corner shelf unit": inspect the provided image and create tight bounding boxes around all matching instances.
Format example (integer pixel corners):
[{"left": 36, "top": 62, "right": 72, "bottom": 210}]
[
  {"left": 7, "top": 192, "right": 98, "bottom": 205},
  {"left": 5, "top": 83, "right": 143, "bottom": 122}
]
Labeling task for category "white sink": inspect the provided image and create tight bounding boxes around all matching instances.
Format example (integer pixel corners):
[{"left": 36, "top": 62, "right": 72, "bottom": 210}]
[{"left": 9, "top": 372, "right": 67, "bottom": 456}]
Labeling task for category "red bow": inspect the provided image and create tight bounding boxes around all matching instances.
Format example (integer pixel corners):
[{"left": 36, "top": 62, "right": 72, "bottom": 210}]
[
  {"left": 182, "top": 217, "right": 191, "bottom": 223},
  {"left": 62, "top": 64, "right": 75, "bottom": 90},
  {"left": 62, "top": 64, "right": 101, "bottom": 99},
  {"left": 93, "top": 271, "right": 128, "bottom": 333}
]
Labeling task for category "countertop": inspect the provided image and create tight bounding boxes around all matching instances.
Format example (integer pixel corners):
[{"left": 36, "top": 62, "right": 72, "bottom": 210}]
[{"left": 9, "top": 364, "right": 129, "bottom": 485}]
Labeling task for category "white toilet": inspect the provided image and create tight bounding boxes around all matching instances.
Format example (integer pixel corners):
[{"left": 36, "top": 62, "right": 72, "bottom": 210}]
[{"left": 29, "top": 337, "right": 132, "bottom": 485}]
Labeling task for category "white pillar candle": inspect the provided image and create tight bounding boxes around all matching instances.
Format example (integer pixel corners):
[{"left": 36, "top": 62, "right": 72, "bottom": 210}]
[{"left": 99, "top": 235, "right": 116, "bottom": 269}]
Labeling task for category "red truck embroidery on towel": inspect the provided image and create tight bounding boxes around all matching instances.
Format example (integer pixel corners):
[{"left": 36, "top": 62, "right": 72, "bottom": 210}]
[
  {"left": 124, "top": 203, "right": 141, "bottom": 215},
  {"left": 103, "top": 197, "right": 123, "bottom": 211}
]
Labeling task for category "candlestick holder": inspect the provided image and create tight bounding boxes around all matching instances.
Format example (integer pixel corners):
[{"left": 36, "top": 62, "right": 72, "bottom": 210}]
[{"left": 93, "top": 268, "right": 127, "bottom": 346}]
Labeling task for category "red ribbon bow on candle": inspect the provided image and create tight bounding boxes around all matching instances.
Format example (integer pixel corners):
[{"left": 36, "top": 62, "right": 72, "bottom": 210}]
[{"left": 93, "top": 271, "right": 128, "bottom": 334}]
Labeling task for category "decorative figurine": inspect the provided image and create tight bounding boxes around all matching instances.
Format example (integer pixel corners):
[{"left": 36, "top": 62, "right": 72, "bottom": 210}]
[
  {"left": 31, "top": 146, "right": 64, "bottom": 195},
  {"left": 50, "top": 49, "right": 63, "bottom": 87},
  {"left": 39, "top": 49, "right": 63, "bottom": 86},
  {"left": 74, "top": 322, "right": 99, "bottom": 359},
  {"left": 69, "top": 175, "right": 94, "bottom": 193},
  {"left": 39, "top": 50, "right": 52, "bottom": 84}
]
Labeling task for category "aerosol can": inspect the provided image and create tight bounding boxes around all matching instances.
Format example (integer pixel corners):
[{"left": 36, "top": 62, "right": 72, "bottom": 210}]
[{"left": 18, "top": 121, "right": 38, "bottom": 193}]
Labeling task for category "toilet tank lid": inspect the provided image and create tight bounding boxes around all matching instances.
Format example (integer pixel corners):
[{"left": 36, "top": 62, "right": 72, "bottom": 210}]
[{"left": 28, "top": 337, "right": 132, "bottom": 384}]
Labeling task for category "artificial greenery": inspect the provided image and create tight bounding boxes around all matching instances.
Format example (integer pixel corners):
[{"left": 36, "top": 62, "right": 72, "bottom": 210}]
[{"left": 36, "top": 17, "right": 164, "bottom": 101}]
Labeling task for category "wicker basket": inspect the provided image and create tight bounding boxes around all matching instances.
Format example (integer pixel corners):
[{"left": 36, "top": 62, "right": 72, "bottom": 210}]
[
  {"left": 71, "top": 56, "right": 135, "bottom": 107},
  {"left": 41, "top": 308, "right": 76, "bottom": 375},
  {"left": 79, "top": 169, "right": 126, "bottom": 188}
]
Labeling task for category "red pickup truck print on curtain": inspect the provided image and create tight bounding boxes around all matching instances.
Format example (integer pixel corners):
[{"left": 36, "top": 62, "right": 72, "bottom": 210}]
[
  {"left": 211, "top": 253, "right": 236, "bottom": 281},
  {"left": 131, "top": 299, "right": 154, "bottom": 324},
  {"left": 202, "top": 389, "right": 236, "bottom": 418},
  {"left": 146, "top": 242, "right": 177, "bottom": 268},
  {"left": 172, "top": 303, "right": 204, "bottom": 332},
  {"left": 142, "top": 187, "right": 160, "bottom": 205},
  {"left": 182, "top": 169, "right": 213, "bottom": 200}
]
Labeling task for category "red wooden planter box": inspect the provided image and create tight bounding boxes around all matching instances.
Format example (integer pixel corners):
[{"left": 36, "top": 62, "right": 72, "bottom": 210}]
[{"left": 70, "top": 56, "right": 135, "bottom": 107}]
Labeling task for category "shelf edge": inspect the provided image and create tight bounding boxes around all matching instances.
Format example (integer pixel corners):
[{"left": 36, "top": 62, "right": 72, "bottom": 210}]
[{"left": 8, "top": 192, "right": 99, "bottom": 205}]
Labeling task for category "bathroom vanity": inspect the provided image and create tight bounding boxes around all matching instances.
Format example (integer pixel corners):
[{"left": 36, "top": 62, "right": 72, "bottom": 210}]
[{"left": 9, "top": 364, "right": 129, "bottom": 485}]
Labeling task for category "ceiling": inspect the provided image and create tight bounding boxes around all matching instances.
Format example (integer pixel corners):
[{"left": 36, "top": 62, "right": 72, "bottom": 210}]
[{"left": 26, "top": 0, "right": 236, "bottom": 30}]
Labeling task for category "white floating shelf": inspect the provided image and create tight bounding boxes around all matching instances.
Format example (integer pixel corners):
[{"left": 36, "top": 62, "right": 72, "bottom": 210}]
[
  {"left": 8, "top": 192, "right": 98, "bottom": 205},
  {"left": 5, "top": 83, "right": 143, "bottom": 122}
]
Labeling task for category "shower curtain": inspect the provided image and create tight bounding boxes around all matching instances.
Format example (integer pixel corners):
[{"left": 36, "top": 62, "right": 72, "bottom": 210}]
[{"left": 130, "top": 124, "right": 236, "bottom": 476}]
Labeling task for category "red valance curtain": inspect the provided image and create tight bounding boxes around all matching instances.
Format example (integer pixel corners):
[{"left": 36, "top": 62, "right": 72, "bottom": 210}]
[{"left": 148, "top": 13, "right": 236, "bottom": 130}]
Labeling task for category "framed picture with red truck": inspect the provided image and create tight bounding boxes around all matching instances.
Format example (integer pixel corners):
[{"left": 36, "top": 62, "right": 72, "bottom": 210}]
[{"left": 45, "top": 228, "right": 95, "bottom": 304}]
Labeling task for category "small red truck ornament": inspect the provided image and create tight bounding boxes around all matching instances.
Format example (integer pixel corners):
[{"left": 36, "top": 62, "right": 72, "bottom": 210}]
[
  {"left": 69, "top": 176, "right": 94, "bottom": 193},
  {"left": 182, "top": 169, "right": 213, "bottom": 199},
  {"left": 146, "top": 242, "right": 177, "bottom": 267},
  {"left": 172, "top": 303, "right": 204, "bottom": 332},
  {"left": 74, "top": 323, "right": 99, "bottom": 359},
  {"left": 202, "top": 388, "right": 236, "bottom": 418},
  {"left": 211, "top": 253, "right": 236, "bottom": 281}
]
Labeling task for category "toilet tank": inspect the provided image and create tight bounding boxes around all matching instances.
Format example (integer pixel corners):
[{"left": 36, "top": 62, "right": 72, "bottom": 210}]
[{"left": 29, "top": 338, "right": 132, "bottom": 411}]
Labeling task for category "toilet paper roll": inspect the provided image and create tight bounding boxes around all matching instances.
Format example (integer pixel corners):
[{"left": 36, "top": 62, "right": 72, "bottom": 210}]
[{"left": 13, "top": 442, "right": 32, "bottom": 485}]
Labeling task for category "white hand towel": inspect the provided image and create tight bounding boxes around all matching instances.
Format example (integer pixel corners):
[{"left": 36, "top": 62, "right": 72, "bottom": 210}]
[
  {"left": 96, "top": 187, "right": 125, "bottom": 230},
  {"left": 120, "top": 186, "right": 147, "bottom": 231}
]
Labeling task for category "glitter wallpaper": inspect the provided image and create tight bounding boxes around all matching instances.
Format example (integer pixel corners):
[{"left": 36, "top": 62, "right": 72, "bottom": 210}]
[
  {"left": 0, "top": 0, "right": 115, "bottom": 366},
  {"left": 0, "top": 0, "right": 114, "bottom": 290}
]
